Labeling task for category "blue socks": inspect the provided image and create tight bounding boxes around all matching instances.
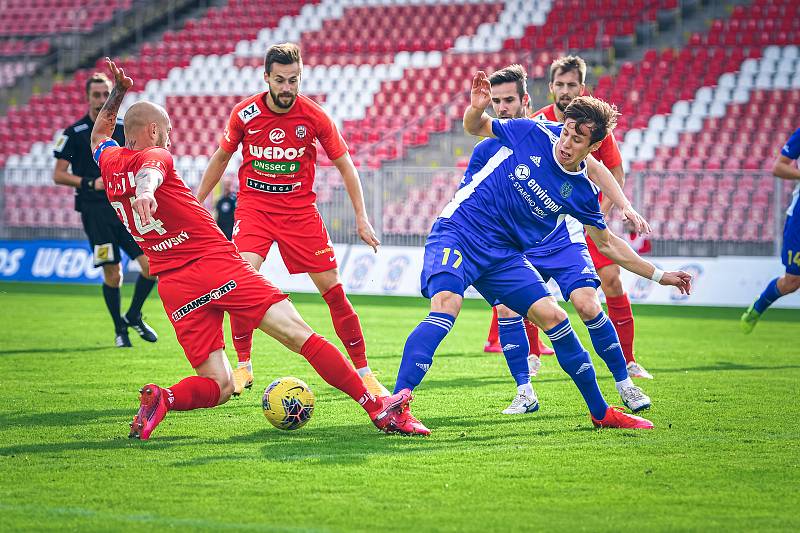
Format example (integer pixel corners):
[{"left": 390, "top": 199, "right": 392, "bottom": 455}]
[
  {"left": 754, "top": 278, "right": 783, "bottom": 314},
  {"left": 546, "top": 318, "right": 608, "bottom": 420},
  {"left": 394, "top": 312, "right": 455, "bottom": 393},
  {"left": 498, "top": 316, "right": 530, "bottom": 386},
  {"left": 584, "top": 312, "right": 628, "bottom": 382}
]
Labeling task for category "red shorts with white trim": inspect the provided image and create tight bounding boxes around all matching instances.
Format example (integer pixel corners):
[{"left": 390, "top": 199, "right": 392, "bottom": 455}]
[
  {"left": 233, "top": 208, "right": 337, "bottom": 274},
  {"left": 586, "top": 233, "right": 615, "bottom": 271},
  {"left": 157, "top": 252, "right": 288, "bottom": 367}
]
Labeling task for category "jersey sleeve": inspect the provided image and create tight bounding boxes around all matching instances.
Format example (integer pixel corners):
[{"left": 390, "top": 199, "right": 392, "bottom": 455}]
[
  {"left": 317, "top": 111, "right": 348, "bottom": 161},
  {"left": 491, "top": 118, "right": 537, "bottom": 149},
  {"left": 219, "top": 107, "right": 244, "bottom": 153},
  {"left": 780, "top": 128, "right": 800, "bottom": 160},
  {"left": 93, "top": 138, "right": 120, "bottom": 165},
  {"left": 53, "top": 127, "right": 77, "bottom": 161},
  {"left": 139, "top": 148, "right": 174, "bottom": 182},
  {"left": 571, "top": 193, "right": 607, "bottom": 230},
  {"left": 594, "top": 132, "right": 623, "bottom": 169}
]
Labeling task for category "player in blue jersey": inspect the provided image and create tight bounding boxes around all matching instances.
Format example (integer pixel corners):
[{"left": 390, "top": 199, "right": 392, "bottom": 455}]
[
  {"left": 472, "top": 65, "right": 652, "bottom": 415},
  {"left": 392, "top": 71, "right": 692, "bottom": 434},
  {"left": 741, "top": 128, "right": 800, "bottom": 332}
]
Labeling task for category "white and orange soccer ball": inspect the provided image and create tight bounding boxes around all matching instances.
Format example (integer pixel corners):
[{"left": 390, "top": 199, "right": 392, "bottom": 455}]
[{"left": 262, "top": 377, "right": 315, "bottom": 430}]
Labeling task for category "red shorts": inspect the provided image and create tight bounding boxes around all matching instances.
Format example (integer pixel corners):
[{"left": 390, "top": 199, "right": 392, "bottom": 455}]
[
  {"left": 586, "top": 233, "right": 615, "bottom": 271},
  {"left": 157, "top": 252, "right": 289, "bottom": 367},
  {"left": 233, "top": 208, "right": 337, "bottom": 274}
]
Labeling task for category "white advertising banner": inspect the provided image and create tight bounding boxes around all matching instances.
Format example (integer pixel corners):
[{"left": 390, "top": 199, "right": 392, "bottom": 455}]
[{"left": 258, "top": 244, "right": 800, "bottom": 309}]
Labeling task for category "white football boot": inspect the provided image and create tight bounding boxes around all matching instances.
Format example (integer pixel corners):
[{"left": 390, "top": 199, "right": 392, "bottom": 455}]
[
  {"left": 502, "top": 391, "right": 540, "bottom": 415},
  {"left": 619, "top": 385, "right": 651, "bottom": 413}
]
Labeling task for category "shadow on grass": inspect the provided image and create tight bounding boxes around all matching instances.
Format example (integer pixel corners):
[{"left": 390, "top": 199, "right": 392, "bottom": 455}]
[
  {"left": 646, "top": 361, "right": 800, "bottom": 374},
  {"left": 0, "top": 408, "right": 133, "bottom": 428},
  {"left": 0, "top": 435, "right": 196, "bottom": 456},
  {"left": 0, "top": 346, "right": 109, "bottom": 356}
]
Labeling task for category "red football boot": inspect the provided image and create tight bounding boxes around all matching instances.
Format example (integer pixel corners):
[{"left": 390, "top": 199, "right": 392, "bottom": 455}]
[
  {"left": 484, "top": 340, "right": 503, "bottom": 353},
  {"left": 537, "top": 339, "right": 555, "bottom": 356},
  {"left": 129, "top": 384, "right": 169, "bottom": 440},
  {"left": 371, "top": 388, "right": 412, "bottom": 434},
  {"left": 398, "top": 405, "right": 431, "bottom": 436},
  {"left": 591, "top": 406, "right": 654, "bottom": 430}
]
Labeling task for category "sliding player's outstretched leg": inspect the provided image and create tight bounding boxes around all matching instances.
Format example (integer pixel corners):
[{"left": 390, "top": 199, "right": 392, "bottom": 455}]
[
  {"left": 256, "top": 298, "right": 415, "bottom": 434},
  {"left": 130, "top": 349, "right": 234, "bottom": 440},
  {"left": 528, "top": 296, "right": 653, "bottom": 429}
]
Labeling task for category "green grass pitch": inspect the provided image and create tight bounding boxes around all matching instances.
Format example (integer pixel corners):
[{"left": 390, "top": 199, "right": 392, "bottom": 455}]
[{"left": 1, "top": 282, "right": 799, "bottom": 531}]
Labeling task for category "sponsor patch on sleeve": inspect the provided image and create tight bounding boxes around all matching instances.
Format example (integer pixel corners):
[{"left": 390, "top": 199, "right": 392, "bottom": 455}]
[{"left": 53, "top": 134, "right": 68, "bottom": 153}]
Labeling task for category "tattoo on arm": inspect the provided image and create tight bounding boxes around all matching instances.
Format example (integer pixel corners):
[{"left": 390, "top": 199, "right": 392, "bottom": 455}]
[{"left": 95, "top": 85, "right": 127, "bottom": 139}]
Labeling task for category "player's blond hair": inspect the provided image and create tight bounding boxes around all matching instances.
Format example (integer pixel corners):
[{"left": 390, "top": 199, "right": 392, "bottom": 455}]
[
  {"left": 85, "top": 72, "right": 111, "bottom": 95},
  {"left": 265, "top": 42, "right": 302, "bottom": 73},
  {"left": 488, "top": 64, "right": 528, "bottom": 100},
  {"left": 563, "top": 96, "right": 618, "bottom": 144},
  {"left": 549, "top": 55, "right": 587, "bottom": 84}
]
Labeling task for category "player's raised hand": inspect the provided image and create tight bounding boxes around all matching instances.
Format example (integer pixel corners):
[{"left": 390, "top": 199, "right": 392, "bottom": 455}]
[
  {"left": 132, "top": 192, "right": 158, "bottom": 226},
  {"left": 356, "top": 215, "right": 381, "bottom": 252},
  {"left": 660, "top": 270, "right": 692, "bottom": 295},
  {"left": 621, "top": 204, "right": 651, "bottom": 234},
  {"left": 470, "top": 71, "right": 491, "bottom": 110},
  {"left": 105, "top": 57, "right": 133, "bottom": 91}
]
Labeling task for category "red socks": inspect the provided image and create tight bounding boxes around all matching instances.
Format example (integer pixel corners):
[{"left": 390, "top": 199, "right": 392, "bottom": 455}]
[
  {"left": 524, "top": 319, "right": 540, "bottom": 356},
  {"left": 300, "top": 333, "right": 381, "bottom": 416},
  {"left": 606, "top": 293, "right": 636, "bottom": 364},
  {"left": 165, "top": 376, "right": 221, "bottom": 411},
  {"left": 321, "top": 284, "right": 368, "bottom": 369},
  {"left": 229, "top": 315, "right": 253, "bottom": 363},
  {"left": 487, "top": 307, "right": 499, "bottom": 345}
]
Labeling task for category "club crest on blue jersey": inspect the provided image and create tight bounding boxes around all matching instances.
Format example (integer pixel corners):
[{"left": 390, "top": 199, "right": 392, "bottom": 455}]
[{"left": 560, "top": 182, "right": 574, "bottom": 198}]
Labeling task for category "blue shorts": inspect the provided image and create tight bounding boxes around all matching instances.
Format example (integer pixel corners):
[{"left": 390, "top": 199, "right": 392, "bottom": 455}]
[
  {"left": 782, "top": 214, "right": 800, "bottom": 275},
  {"left": 524, "top": 242, "right": 601, "bottom": 300},
  {"left": 420, "top": 220, "right": 551, "bottom": 316}
]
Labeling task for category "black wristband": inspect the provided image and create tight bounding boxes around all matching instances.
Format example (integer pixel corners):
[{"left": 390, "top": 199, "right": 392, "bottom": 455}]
[{"left": 81, "top": 177, "right": 95, "bottom": 191}]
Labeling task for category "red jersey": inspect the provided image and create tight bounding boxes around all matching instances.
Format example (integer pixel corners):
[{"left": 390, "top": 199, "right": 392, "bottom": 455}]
[
  {"left": 97, "top": 143, "right": 236, "bottom": 275},
  {"left": 530, "top": 103, "right": 622, "bottom": 169},
  {"left": 219, "top": 92, "right": 348, "bottom": 214}
]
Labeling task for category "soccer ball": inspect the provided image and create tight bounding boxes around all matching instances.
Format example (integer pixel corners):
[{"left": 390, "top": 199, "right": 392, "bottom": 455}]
[{"left": 262, "top": 377, "right": 315, "bottom": 430}]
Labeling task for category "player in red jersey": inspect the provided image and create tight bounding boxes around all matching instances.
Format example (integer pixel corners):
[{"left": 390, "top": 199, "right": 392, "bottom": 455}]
[
  {"left": 91, "top": 59, "right": 417, "bottom": 439},
  {"left": 197, "top": 43, "right": 389, "bottom": 397},
  {"left": 529, "top": 55, "right": 652, "bottom": 380}
]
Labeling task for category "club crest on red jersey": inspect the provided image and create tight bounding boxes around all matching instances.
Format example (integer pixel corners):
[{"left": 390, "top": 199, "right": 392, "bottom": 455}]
[{"left": 295, "top": 125, "right": 307, "bottom": 139}]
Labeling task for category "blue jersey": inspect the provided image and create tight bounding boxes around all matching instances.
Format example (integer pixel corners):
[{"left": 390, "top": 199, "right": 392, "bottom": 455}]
[
  {"left": 781, "top": 128, "right": 800, "bottom": 218},
  {"left": 463, "top": 136, "right": 588, "bottom": 252},
  {"left": 441, "top": 119, "right": 605, "bottom": 252}
]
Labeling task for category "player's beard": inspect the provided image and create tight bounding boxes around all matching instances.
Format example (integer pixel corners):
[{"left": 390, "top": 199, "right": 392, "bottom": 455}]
[
  {"left": 555, "top": 97, "right": 572, "bottom": 113},
  {"left": 270, "top": 88, "right": 297, "bottom": 109}
]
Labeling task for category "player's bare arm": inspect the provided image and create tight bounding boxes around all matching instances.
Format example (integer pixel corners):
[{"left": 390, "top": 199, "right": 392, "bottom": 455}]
[
  {"left": 463, "top": 71, "right": 495, "bottom": 138},
  {"left": 585, "top": 156, "right": 649, "bottom": 234},
  {"left": 585, "top": 225, "right": 692, "bottom": 294},
  {"left": 90, "top": 58, "right": 132, "bottom": 149},
  {"left": 599, "top": 164, "right": 625, "bottom": 216},
  {"left": 132, "top": 167, "right": 164, "bottom": 225},
  {"left": 773, "top": 154, "right": 800, "bottom": 181},
  {"left": 197, "top": 147, "right": 234, "bottom": 203},
  {"left": 52, "top": 158, "right": 103, "bottom": 190},
  {"left": 332, "top": 153, "right": 380, "bottom": 252}
]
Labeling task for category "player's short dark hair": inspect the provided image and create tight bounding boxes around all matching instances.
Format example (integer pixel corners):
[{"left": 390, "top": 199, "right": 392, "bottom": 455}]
[
  {"left": 85, "top": 72, "right": 111, "bottom": 95},
  {"left": 488, "top": 64, "right": 528, "bottom": 99},
  {"left": 563, "top": 96, "right": 618, "bottom": 144},
  {"left": 549, "top": 55, "right": 587, "bottom": 84},
  {"left": 265, "top": 42, "right": 302, "bottom": 74}
]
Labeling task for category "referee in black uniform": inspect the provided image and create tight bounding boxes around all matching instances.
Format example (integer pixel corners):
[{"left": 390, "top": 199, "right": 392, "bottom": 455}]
[{"left": 52, "top": 71, "right": 158, "bottom": 348}]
